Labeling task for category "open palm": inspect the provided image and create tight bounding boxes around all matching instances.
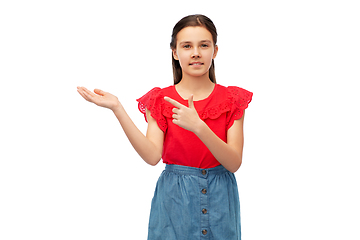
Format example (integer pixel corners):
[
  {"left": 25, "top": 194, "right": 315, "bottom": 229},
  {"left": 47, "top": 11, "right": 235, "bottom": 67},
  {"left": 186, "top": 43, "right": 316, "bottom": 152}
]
[{"left": 77, "top": 87, "right": 120, "bottom": 110}]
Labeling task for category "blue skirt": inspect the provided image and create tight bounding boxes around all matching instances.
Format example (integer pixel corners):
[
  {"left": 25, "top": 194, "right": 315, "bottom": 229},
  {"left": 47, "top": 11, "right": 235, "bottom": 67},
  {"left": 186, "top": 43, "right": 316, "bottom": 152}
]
[{"left": 148, "top": 164, "right": 241, "bottom": 240}]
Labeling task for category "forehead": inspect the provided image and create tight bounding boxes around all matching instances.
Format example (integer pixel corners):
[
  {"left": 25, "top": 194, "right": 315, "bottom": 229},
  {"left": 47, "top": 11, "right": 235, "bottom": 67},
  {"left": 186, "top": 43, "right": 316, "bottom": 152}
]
[{"left": 176, "top": 26, "right": 213, "bottom": 44}]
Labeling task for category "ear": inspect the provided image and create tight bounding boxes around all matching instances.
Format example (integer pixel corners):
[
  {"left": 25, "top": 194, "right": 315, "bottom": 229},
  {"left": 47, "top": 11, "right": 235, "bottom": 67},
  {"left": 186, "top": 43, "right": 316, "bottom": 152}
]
[
  {"left": 212, "top": 45, "right": 219, "bottom": 59},
  {"left": 172, "top": 49, "right": 179, "bottom": 60}
]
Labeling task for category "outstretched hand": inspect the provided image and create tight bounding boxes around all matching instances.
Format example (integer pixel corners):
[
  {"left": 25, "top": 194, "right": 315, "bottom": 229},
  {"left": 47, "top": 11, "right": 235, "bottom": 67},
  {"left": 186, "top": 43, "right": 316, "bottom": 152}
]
[
  {"left": 164, "top": 95, "right": 204, "bottom": 133},
  {"left": 77, "top": 87, "right": 120, "bottom": 111}
]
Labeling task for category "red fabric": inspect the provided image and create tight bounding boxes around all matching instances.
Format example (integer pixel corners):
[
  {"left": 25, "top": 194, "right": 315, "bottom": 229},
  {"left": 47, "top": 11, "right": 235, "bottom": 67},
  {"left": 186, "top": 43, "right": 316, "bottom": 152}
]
[{"left": 136, "top": 84, "right": 253, "bottom": 169}]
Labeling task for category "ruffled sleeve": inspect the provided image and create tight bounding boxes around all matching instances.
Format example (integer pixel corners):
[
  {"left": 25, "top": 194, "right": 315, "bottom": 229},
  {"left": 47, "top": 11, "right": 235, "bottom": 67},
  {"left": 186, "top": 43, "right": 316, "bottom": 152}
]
[
  {"left": 226, "top": 86, "right": 253, "bottom": 129},
  {"left": 136, "top": 87, "right": 167, "bottom": 132}
]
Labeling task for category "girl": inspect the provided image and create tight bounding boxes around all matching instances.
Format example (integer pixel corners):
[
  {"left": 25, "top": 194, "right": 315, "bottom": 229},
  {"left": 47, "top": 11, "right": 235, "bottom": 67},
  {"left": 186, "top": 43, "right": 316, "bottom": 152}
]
[{"left": 77, "top": 14, "right": 252, "bottom": 240}]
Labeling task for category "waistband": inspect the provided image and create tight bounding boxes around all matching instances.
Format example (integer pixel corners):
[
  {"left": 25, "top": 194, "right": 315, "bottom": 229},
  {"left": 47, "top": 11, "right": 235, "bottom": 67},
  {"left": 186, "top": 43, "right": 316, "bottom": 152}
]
[{"left": 165, "top": 164, "right": 229, "bottom": 177}]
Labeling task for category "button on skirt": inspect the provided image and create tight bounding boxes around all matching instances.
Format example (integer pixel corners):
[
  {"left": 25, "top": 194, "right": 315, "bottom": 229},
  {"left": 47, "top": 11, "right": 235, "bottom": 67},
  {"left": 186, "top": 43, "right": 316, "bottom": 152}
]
[{"left": 148, "top": 164, "right": 241, "bottom": 240}]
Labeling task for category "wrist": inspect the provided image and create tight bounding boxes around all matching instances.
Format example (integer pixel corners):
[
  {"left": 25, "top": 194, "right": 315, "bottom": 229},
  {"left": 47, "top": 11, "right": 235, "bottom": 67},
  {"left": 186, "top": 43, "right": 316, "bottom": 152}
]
[
  {"left": 111, "top": 101, "right": 123, "bottom": 113},
  {"left": 193, "top": 120, "right": 207, "bottom": 136}
]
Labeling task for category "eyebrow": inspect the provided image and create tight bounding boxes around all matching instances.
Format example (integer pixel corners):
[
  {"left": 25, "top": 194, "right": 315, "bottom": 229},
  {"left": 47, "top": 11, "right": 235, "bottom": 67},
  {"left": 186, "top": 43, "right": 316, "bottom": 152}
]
[{"left": 179, "top": 40, "right": 212, "bottom": 45}]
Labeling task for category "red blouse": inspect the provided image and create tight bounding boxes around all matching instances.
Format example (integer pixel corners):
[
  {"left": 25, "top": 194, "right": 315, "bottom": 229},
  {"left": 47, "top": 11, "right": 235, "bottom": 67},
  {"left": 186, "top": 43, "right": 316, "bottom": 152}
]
[{"left": 137, "top": 84, "right": 253, "bottom": 169}]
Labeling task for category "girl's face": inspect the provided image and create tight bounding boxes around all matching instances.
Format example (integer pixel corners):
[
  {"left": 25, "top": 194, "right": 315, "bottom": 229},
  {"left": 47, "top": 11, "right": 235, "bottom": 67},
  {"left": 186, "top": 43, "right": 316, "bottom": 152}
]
[{"left": 173, "top": 26, "right": 218, "bottom": 79}]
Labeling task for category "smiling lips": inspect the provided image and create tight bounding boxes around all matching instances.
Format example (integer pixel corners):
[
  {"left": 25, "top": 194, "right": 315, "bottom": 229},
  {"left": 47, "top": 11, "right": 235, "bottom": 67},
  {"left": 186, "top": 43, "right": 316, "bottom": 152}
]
[{"left": 189, "top": 62, "right": 204, "bottom": 66}]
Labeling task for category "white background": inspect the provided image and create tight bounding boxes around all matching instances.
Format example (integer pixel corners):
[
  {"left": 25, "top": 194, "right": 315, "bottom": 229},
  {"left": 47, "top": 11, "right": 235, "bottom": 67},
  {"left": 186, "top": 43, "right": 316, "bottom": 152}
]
[{"left": 1, "top": 0, "right": 359, "bottom": 239}]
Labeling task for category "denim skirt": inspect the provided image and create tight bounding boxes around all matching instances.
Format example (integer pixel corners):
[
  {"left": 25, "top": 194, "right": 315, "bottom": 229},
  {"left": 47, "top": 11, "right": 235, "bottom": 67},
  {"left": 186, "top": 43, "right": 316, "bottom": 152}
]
[{"left": 148, "top": 164, "right": 241, "bottom": 240}]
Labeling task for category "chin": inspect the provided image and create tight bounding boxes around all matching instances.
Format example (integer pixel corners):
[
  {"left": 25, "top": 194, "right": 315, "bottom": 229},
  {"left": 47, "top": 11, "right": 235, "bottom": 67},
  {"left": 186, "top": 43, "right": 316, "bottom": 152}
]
[
  {"left": 185, "top": 68, "right": 211, "bottom": 77},
  {"left": 186, "top": 72, "right": 208, "bottom": 78}
]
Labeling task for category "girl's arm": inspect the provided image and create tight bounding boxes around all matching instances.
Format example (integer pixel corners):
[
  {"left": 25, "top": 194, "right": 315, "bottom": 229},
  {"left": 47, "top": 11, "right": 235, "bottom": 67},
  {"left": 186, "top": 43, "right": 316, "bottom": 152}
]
[
  {"left": 77, "top": 87, "right": 163, "bottom": 166},
  {"left": 194, "top": 117, "right": 244, "bottom": 173},
  {"left": 165, "top": 95, "right": 244, "bottom": 173}
]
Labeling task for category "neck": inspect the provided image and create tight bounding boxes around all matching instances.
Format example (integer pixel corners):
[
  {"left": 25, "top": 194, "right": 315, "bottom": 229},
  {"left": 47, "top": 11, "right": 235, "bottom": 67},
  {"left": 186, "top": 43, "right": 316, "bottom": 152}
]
[{"left": 177, "top": 72, "right": 214, "bottom": 94}]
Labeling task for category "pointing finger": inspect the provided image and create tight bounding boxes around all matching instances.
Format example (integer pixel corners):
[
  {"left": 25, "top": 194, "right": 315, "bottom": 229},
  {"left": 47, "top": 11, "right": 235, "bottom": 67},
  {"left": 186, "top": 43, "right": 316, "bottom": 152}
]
[{"left": 164, "top": 96, "right": 184, "bottom": 108}]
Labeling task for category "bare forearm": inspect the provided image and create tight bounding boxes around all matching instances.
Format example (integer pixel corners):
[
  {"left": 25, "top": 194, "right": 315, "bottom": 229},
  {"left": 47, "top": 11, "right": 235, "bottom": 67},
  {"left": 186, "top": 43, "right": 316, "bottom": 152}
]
[
  {"left": 112, "top": 104, "right": 161, "bottom": 165},
  {"left": 77, "top": 86, "right": 161, "bottom": 165},
  {"left": 195, "top": 122, "right": 242, "bottom": 173}
]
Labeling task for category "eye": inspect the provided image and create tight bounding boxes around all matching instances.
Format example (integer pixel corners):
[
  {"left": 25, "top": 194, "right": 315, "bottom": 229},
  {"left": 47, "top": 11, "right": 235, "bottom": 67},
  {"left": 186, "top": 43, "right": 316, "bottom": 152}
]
[
  {"left": 201, "top": 44, "right": 209, "bottom": 48},
  {"left": 183, "top": 44, "right": 191, "bottom": 49}
]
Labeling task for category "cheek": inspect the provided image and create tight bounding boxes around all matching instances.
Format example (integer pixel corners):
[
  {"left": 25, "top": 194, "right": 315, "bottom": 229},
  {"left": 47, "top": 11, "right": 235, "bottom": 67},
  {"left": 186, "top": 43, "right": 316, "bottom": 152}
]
[
  {"left": 203, "top": 51, "right": 214, "bottom": 65},
  {"left": 177, "top": 51, "right": 189, "bottom": 67}
]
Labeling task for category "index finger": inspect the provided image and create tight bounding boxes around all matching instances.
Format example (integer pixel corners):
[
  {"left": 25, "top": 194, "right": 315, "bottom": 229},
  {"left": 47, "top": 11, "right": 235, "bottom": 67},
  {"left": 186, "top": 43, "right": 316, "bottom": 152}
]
[{"left": 164, "top": 96, "right": 184, "bottom": 108}]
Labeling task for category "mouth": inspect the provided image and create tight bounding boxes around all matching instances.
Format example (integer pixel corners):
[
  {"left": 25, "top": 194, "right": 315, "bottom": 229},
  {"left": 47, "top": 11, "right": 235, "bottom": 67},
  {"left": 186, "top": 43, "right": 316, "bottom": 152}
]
[{"left": 189, "top": 62, "right": 204, "bottom": 66}]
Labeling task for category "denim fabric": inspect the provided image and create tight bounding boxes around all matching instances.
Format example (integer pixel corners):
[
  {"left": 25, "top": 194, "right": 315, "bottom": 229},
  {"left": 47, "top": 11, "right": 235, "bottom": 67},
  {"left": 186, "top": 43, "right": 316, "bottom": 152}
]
[{"left": 148, "top": 164, "right": 241, "bottom": 240}]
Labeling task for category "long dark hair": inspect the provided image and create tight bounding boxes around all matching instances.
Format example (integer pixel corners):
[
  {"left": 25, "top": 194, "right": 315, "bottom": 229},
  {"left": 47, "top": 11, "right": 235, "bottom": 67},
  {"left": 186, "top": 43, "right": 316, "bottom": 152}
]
[{"left": 170, "top": 14, "right": 218, "bottom": 85}]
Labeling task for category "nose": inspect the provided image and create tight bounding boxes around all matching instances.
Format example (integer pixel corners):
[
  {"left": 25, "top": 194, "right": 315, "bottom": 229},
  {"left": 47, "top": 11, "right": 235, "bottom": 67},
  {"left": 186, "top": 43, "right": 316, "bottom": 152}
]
[{"left": 191, "top": 47, "right": 201, "bottom": 58}]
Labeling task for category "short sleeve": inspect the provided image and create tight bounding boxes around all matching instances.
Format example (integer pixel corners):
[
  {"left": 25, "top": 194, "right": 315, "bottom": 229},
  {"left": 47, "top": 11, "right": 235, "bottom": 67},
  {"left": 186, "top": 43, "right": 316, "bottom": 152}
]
[
  {"left": 136, "top": 87, "right": 167, "bottom": 132},
  {"left": 226, "top": 86, "right": 253, "bottom": 130}
]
